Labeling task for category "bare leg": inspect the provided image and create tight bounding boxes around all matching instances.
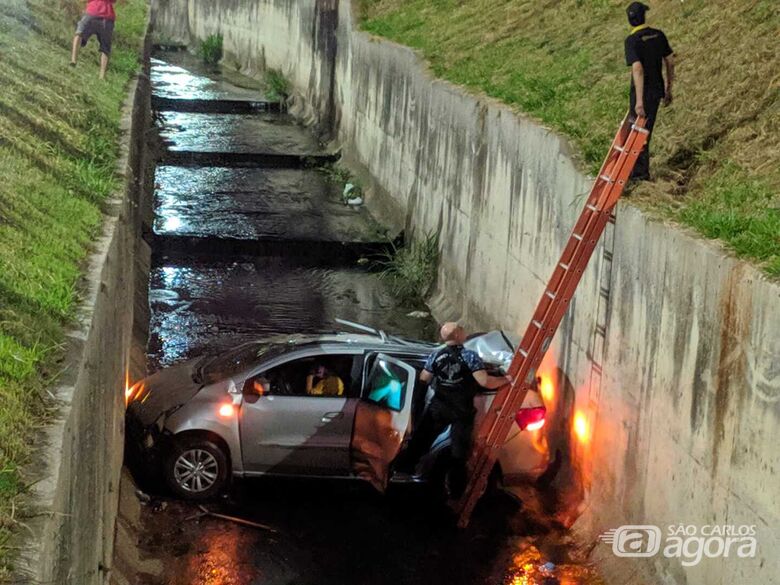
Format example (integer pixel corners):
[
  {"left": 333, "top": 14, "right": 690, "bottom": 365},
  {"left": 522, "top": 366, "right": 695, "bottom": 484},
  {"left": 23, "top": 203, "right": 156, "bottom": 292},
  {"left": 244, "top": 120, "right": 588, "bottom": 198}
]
[
  {"left": 99, "top": 52, "right": 109, "bottom": 80},
  {"left": 71, "top": 35, "right": 81, "bottom": 65}
]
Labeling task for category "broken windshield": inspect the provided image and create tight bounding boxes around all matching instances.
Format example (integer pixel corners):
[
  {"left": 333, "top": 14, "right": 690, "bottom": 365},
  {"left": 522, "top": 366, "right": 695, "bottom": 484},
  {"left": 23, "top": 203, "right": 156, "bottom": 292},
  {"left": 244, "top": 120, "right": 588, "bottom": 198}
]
[{"left": 194, "top": 342, "right": 288, "bottom": 383}]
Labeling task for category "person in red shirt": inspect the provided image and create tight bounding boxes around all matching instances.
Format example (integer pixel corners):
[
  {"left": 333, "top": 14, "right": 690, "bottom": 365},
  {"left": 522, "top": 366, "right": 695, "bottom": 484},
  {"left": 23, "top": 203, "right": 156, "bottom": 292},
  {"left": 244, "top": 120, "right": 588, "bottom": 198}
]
[{"left": 70, "top": 0, "right": 119, "bottom": 80}]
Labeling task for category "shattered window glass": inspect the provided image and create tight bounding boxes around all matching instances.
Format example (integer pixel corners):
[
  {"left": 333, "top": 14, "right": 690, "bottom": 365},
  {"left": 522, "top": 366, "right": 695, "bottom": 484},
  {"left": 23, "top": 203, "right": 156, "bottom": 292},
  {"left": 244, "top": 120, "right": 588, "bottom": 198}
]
[{"left": 364, "top": 359, "right": 408, "bottom": 412}]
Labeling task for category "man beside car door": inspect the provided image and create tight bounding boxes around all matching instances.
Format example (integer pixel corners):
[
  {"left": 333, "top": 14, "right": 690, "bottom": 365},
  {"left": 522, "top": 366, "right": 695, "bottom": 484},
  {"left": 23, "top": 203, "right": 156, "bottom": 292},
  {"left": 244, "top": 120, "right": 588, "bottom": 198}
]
[{"left": 394, "top": 322, "right": 511, "bottom": 497}]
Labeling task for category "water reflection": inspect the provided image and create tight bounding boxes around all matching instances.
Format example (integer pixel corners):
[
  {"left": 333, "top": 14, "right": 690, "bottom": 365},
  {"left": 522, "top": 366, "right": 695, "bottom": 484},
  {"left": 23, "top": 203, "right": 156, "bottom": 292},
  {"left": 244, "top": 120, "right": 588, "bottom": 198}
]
[
  {"left": 148, "top": 261, "right": 435, "bottom": 371},
  {"left": 152, "top": 166, "right": 383, "bottom": 242},
  {"left": 151, "top": 54, "right": 265, "bottom": 102},
  {"left": 504, "top": 543, "right": 604, "bottom": 585},
  {"left": 157, "top": 111, "right": 323, "bottom": 155}
]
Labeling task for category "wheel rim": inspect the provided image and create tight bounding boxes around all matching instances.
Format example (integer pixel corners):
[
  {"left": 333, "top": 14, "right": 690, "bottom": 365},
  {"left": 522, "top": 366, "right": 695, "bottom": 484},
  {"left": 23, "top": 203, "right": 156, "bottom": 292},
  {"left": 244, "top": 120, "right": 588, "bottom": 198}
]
[{"left": 173, "top": 448, "right": 219, "bottom": 493}]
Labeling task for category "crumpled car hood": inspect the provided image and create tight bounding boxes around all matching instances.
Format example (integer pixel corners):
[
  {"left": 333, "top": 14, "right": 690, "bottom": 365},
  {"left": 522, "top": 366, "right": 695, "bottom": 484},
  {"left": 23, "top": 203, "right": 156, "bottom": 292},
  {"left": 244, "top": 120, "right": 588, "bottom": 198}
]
[
  {"left": 463, "top": 331, "right": 517, "bottom": 371},
  {"left": 128, "top": 358, "right": 203, "bottom": 426}
]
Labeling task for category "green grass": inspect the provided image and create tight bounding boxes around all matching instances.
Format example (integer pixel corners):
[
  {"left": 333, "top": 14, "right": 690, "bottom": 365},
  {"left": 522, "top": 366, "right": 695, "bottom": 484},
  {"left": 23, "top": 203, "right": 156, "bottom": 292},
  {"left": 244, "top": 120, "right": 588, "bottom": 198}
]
[
  {"left": 361, "top": 0, "right": 780, "bottom": 276},
  {"left": 265, "top": 67, "right": 290, "bottom": 103},
  {"left": 0, "top": 0, "right": 147, "bottom": 574},
  {"left": 198, "top": 33, "right": 223, "bottom": 64},
  {"left": 379, "top": 232, "right": 440, "bottom": 302},
  {"left": 679, "top": 163, "right": 780, "bottom": 273}
]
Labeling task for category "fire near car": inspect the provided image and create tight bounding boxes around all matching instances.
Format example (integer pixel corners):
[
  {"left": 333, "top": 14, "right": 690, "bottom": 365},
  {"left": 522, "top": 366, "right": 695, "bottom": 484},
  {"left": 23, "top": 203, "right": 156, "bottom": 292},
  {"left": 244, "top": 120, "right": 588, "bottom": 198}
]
[{"left": 125, "top": 322, "right": 549, "bottom": 500}]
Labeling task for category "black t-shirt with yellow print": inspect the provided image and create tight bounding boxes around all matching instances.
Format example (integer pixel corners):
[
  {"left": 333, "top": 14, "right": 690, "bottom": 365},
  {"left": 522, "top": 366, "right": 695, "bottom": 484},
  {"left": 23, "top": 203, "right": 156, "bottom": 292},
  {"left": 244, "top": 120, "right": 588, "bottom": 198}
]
[{"left": 625, "top": 25, "right": 673, "bottom": 96}]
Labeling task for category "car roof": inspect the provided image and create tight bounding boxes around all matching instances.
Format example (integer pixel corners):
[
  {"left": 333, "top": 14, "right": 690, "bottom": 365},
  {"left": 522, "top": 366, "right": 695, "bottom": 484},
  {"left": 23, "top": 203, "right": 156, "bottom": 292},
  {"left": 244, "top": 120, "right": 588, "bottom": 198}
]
[{"left": 286, "top": 332, "right": 436, "bottom": 353}]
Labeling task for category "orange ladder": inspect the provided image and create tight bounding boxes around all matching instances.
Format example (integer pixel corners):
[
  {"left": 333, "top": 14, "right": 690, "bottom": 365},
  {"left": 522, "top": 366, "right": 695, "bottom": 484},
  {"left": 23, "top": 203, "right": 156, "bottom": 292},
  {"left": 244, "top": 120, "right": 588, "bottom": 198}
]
[{"left": 456, "top": 113, "right": 649, "bottom": 528}]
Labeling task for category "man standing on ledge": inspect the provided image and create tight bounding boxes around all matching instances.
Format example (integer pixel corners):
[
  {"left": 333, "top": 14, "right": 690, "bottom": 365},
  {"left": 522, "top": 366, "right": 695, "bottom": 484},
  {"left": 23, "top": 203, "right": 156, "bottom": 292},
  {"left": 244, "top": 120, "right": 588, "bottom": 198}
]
[
  {"left": 71, "top": 0, "right": 118, "bottom": 80},
  {"left": 625, "top": 2, "right": 675, "bottom": 180},
  {"left": 395, "top": 322, "right": 511, "bottom": 498}
]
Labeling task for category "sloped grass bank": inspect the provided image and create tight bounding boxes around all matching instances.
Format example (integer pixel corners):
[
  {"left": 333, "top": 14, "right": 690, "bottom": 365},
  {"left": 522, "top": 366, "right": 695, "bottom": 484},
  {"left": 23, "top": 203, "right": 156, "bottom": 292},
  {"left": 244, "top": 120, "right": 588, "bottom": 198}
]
[
  {"left": 0, "top": 0, "right": 146, "bottom": 574},
  {"left": 360, "top": 0, "right": 779, "bottom": 276}
]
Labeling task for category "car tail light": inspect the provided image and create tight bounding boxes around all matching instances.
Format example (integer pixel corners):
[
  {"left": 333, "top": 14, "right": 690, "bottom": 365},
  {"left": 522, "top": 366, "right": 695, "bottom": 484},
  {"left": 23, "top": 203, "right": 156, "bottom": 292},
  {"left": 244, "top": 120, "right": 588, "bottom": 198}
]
[{"left": 515, "top": 406, "right": 546, "bottom": 431}]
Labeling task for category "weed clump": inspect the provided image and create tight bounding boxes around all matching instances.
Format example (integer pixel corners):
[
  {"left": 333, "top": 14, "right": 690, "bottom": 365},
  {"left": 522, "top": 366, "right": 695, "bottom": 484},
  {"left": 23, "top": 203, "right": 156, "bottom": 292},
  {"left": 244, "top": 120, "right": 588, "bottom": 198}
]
[
  {"left": 198, "top": 33, "right": 223, "bottom": 65},
  {"left": 265, "top": 68, "right": 290, "bottom": 103},
  {"left": 380, "top": 233, "right": 439, "bottom": 302}
]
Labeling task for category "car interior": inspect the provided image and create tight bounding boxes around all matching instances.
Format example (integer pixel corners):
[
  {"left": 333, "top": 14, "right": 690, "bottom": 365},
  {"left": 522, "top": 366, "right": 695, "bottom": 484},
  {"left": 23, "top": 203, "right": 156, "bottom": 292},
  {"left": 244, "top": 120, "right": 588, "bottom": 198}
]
[{"left": 245, "top": 354, "right": 360, "bottom": 398}]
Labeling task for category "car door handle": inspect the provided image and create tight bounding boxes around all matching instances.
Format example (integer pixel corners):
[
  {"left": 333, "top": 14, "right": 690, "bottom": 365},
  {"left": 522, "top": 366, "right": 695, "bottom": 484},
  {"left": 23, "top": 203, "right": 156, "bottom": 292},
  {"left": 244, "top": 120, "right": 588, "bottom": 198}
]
[{"left": 321, "top": 412, "right": 344, "bottom": 422}]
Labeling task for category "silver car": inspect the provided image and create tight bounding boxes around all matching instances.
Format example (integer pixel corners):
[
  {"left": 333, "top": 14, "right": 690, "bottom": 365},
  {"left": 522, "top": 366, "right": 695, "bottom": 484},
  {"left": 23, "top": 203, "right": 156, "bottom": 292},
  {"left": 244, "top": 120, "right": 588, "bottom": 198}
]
[{"left": 125, "top": 323, "right": 549, "bottom": 500}]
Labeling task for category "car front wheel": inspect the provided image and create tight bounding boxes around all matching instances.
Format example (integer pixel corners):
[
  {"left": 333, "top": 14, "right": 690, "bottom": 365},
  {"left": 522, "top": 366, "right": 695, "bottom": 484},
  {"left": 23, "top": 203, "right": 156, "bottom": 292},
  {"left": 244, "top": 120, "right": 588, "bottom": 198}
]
[{"left": 164, "top": 436, "right": 229, "bottom": 501}]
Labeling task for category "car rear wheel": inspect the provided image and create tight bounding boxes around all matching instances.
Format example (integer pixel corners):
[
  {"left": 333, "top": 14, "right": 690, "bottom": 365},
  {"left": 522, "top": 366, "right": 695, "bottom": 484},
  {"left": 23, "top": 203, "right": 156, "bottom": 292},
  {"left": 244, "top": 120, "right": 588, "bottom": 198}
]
[{"left": 164, "top": 437, "right": 228, "bottom": 501}]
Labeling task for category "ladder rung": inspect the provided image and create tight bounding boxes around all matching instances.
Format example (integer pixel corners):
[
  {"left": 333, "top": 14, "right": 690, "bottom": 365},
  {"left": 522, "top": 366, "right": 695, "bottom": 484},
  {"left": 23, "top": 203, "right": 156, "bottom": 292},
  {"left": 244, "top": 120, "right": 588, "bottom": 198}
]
[
  {"left": 518, "top": 348, "right": 528, "bottom": 358},
  {"left": 532, "top": 320, "right": 543, "bottom": 329},
  {"left": 586, "top": 204, "right": 598, "bottom": 212},
  {"left": 631, "top": 124, "right": 650, "bottom": 135},
  {"left": 559, "top": 262, "right": 569, "bottom": 270},
  {"left": 599, "top": 175, "right": 612, "bottom": 182},
  {"left": 545, "top": 290, "right": 556, "bottom": 300},
  {"left": 573, "top": 233, "right": 583, "bottom": 241},
  {"left": 614, "top": 145, "right": 625, "bottom": 153}
]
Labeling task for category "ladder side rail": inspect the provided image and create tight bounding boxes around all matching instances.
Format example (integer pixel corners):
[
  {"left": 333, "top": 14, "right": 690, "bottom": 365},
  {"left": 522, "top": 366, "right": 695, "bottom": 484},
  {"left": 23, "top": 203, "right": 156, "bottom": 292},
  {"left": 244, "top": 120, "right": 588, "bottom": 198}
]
[
  {"left": 470, "top": 124, "right": 647, "bottom": 461},
  {"left": 469, "top": 169, "right": 618, "bottom": 444},
  {"left": 457, "top": 117, "right": 648, "bottom": 527}
]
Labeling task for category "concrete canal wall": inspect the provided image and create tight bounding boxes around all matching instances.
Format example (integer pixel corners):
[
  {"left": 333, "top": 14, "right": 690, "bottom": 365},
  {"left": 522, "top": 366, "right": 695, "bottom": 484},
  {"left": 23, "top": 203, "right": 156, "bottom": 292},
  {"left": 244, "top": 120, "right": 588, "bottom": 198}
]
[{"left": 153, "top": 1, "right": 779, "bottom": 584}]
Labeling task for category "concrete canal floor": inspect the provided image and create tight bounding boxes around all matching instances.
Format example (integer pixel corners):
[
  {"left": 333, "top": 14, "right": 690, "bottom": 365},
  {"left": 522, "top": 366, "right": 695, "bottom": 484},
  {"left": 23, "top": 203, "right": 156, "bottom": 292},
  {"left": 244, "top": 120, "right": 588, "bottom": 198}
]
[{"left": 122, "top": 49, "right": 605, "bottom": 585}]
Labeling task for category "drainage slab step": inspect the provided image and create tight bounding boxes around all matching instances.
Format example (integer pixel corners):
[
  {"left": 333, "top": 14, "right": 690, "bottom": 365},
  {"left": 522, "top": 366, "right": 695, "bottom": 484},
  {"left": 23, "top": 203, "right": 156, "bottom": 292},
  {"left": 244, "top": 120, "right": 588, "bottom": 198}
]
[
  {"left": 151, "top": 53, "right": 267, "bottom": 103},
  {"left": 152, "top": 96, "right": 280, "bottom": 114},
  {"left": 148, "top": 259, "right": 435, "bottom": 370},
  {"left": 153, "top": 166, "right": 388, "bottom": 243},
  {"left": 157, "top": 112, "right": 327, "bottom": 157}
]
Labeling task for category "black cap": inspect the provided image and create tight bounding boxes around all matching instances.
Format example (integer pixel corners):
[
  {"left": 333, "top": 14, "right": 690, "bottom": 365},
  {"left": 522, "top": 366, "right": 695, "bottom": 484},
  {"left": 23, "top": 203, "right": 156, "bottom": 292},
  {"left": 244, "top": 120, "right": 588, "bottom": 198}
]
[{"left": 627, "top": 2, "right": 650, "bottom": 19}]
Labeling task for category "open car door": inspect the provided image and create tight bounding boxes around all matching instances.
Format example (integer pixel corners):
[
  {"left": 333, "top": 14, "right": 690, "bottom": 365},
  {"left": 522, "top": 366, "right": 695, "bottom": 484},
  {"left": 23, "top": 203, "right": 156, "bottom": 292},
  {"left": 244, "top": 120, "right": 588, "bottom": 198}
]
[{"left": 351, "top": 353, "right": 416, "bottom": 491}]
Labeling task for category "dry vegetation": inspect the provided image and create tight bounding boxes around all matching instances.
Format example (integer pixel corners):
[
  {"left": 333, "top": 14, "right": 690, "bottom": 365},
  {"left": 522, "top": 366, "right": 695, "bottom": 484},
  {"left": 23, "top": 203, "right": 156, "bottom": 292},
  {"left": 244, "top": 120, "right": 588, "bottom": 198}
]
[
  {"left": 360, "top": 0, "right": 779, "bottom": 275},
  {"left": 0, "top": 0, "right": 146, "bottom": 574}
]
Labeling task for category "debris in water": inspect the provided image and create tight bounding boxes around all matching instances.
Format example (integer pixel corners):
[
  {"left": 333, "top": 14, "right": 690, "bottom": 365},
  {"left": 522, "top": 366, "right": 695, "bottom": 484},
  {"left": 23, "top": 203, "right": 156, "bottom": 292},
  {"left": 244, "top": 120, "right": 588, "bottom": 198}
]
[
  {"left": 135, "top": 489, "right": 152, "bottom": 505},
  {"left": 190, "top": 504, "right": 280, "bottom": 534},
  {"left": 407, "top": 310, "right": 430, "bottom": 318},
  {"left": 504, "top": 543, "right": 603, "bottom": 585}
]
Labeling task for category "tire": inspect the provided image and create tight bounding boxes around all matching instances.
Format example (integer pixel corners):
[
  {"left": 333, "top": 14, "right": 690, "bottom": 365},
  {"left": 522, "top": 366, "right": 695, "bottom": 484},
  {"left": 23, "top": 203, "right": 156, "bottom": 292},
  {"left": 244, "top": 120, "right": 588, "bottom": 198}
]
[{"left": 164, "top": 436, "right": 229, "bottom": 501}]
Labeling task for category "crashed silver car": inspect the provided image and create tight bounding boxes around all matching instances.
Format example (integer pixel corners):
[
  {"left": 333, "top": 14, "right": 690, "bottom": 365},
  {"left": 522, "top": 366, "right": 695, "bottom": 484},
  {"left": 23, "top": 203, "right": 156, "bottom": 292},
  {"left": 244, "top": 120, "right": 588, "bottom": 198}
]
[{"left": 125, "top": 323, "right": 549, "bottom": 500}]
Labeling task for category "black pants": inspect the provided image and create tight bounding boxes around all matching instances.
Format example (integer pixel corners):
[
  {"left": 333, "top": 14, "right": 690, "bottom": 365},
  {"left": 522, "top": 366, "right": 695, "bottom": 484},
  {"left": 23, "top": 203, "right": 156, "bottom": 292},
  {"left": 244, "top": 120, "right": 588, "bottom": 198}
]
[
  {"left": 629, "top": 88, "right": 663, "bottom": 179},
  {"left": 396, "top": 400, "right": 474, "bottom": 496}
]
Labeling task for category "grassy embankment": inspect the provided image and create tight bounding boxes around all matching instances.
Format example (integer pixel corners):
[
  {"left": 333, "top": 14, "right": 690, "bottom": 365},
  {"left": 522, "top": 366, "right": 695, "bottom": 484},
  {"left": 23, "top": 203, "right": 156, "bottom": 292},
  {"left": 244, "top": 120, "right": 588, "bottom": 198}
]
[
  {"left": 0, "top": 0, "right": 146, "bottom": 573},
  {"left": 359, "top": 0, "right": 779, "bottom": 276}
]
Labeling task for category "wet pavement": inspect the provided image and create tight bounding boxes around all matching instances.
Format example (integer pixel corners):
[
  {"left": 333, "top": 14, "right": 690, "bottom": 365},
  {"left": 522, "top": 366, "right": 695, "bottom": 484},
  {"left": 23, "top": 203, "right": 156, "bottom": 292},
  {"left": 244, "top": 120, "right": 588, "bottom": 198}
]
[
  {"left": 134, "top": 479, "right": 603, "bottom": 585},
  {"left": 129, "top": 50, "right": 606, "bottom": 585}
]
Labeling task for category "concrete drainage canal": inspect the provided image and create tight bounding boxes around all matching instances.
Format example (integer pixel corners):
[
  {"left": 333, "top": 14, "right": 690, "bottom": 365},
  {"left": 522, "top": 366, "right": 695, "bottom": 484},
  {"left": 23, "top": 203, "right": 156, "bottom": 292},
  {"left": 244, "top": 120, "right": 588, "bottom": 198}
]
[{"left": 114, "top": 48, "right": 603, "bottom": 585}]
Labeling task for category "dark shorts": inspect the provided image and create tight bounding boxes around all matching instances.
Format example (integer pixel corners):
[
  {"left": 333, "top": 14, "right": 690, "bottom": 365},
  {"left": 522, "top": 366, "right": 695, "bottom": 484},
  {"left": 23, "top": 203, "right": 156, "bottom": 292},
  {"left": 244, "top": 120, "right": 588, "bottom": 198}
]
[{"left": 76, "top": 14, "right": 115, "bottom": 55}]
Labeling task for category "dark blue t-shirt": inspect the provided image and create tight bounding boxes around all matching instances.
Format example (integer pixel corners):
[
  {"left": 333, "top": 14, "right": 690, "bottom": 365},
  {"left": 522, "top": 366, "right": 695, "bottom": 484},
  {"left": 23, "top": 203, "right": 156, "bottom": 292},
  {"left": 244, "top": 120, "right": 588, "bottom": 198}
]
[
  {"left": 424, "top": 345, "right": 485, "bottom": 418},
  {"left": 423, "top": 346, "right": 485, "bottom": 374}
]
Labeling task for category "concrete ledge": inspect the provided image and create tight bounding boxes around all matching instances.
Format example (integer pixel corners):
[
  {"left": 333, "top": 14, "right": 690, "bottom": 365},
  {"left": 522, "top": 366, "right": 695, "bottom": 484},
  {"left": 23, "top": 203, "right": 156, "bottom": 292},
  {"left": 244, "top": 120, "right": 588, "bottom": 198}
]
[{"left": 9, "top": 21, "right": 153, "bottom": 585}]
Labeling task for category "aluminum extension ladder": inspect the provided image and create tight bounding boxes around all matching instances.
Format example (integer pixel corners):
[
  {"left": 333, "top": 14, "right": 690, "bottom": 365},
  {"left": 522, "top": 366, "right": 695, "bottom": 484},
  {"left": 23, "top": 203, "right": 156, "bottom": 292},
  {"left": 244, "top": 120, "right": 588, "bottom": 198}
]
[{"left": 455, "top": 113, "right": 649, "bottom": 528}]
